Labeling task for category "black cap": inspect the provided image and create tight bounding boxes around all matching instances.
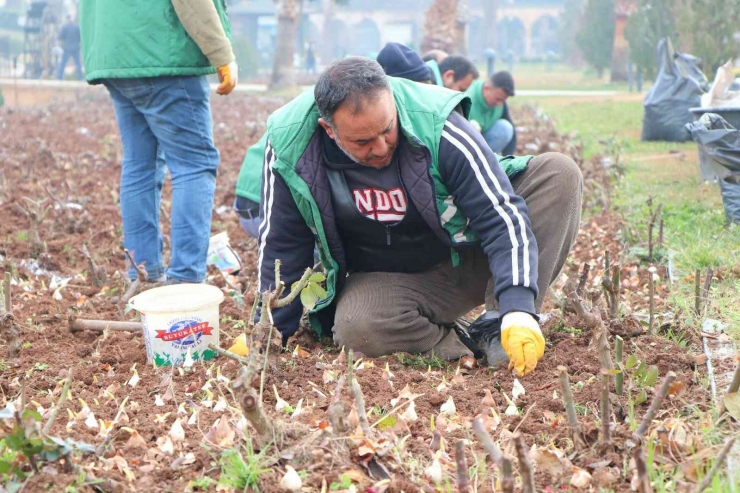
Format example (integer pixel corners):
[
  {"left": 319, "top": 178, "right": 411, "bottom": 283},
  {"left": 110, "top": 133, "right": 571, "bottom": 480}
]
[{"left": 377, "top": 42, "right": 432, "bottom": 83}]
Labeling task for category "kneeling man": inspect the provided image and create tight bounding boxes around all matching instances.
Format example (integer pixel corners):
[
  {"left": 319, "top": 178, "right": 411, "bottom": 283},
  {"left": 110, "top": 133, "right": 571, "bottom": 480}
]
[{"left": 257, "top": 58, "right": 582, "bottom": 376}]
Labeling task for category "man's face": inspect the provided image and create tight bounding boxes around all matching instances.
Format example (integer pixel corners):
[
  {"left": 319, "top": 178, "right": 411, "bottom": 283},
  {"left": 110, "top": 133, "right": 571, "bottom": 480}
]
[
  {"left": 482, "top": 84, "right": 508, "bottom": 108},
  {"left": 319, "top": 90, "right": 399, "bottom": 169},
  {"left": 443, "top": 71, "right": 475, "bottom": 92}
]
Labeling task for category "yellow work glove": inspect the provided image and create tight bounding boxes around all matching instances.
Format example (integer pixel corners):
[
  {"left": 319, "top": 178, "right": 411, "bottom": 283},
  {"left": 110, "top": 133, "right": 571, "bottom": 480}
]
[
  {"left": 216, "top": 61, "right": 238, "bottom": 95},
  {"left": 500, "top": 311, "right": 545, "bottom": 376}
]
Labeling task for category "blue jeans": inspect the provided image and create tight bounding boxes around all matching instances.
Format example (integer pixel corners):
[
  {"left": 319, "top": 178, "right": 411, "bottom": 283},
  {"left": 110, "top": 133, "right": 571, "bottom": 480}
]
[
  {"left": 56, "top": 50, "right": 83, "bottom": 80},
  {"left": 483, "top": 119, "right": 515, "bottom": 154},
  {"left": 105, "top": 76, "right": 219, "bottom": 283}
]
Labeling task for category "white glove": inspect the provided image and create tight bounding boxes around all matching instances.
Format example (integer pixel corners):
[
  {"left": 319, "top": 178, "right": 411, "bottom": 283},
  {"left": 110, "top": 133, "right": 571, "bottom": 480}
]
[{"left": 469, "top": 119, "right": 482, "bottom": 133}]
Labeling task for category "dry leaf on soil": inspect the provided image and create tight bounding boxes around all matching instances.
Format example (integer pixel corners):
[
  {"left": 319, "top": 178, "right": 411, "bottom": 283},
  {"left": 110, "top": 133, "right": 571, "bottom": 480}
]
[{"left": 205, "top": 416, "right": 235, "bottom": 447}]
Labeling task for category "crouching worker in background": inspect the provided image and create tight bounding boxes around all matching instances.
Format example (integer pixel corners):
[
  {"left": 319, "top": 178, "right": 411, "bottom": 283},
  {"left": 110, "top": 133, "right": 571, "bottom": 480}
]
[{"left": 252, "top": 58, "right": 582, "bottom": 376}]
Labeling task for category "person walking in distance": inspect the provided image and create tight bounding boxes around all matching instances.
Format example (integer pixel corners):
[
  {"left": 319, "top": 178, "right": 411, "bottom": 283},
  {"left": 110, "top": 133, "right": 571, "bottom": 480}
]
[
  {"left": 80, "top": 0, "right": 238, "bottom": 284},
  {"left": 57, "top": 14, "right": 83, "bottom": 80}
]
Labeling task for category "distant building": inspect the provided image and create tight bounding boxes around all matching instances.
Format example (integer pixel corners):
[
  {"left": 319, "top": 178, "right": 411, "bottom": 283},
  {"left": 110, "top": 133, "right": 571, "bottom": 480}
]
[{"left": 226, "top": 0, "right": 565, "bottom": 70}]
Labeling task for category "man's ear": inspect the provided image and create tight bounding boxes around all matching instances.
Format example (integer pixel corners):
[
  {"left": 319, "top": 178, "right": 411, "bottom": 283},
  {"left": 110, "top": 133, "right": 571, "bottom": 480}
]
[
  {"left": 442, "top": 69, "right": 455, "bottom": 86},
  {"left": 318, "top": 118, "right": 335, "bottom": 140}
]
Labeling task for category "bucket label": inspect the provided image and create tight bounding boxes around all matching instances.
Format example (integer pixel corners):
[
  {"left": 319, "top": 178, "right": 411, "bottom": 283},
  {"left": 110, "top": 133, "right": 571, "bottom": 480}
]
[{"left": 156, "top": 319, "right": 213, "bottom": 346}]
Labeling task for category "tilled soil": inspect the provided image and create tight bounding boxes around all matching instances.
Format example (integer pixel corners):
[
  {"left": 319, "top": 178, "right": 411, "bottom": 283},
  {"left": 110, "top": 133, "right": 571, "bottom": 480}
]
[{"left": 0, "top": 93, "right": 716, "bottom": 492}]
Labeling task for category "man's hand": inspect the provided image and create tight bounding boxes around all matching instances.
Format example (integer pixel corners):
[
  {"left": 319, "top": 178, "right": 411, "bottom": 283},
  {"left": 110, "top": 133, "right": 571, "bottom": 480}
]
[
  {"left": 500, "top": 312, "right": 545, "bottom": 376},
  {"left": 216, "top": 61, "right": 238, "bottom": 95},
  {"left": 469, "top": 119, "right": 482, "bottom": 133}
]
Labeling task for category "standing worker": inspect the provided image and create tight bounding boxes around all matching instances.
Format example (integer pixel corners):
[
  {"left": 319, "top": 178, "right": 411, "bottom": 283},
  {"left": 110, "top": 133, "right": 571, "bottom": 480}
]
[
  {"left": 56, "top": 14, "right": 83, "bottom": 80},
  {"left": 80, "top": 0, "right": 238, "bottom": 284}
]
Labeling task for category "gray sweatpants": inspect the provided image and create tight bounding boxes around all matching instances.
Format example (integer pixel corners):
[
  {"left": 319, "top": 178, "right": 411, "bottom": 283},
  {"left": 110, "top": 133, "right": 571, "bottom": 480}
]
[{"left": 332, "top": 153, "right": 583, "bottom": 359}]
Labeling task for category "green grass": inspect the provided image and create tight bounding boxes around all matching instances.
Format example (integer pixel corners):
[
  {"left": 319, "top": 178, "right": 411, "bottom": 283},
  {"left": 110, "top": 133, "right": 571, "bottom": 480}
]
[
  {"left": 519, "top": 95, "right": 740, "bottom": 342},
  {"left": 483, "top": 63, "right": 635, "bottom": 92}
]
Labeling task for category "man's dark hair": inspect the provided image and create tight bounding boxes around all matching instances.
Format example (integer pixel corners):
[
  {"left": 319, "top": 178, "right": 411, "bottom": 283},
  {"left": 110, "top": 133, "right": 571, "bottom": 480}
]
[
  {"left": 490, "top": 71, "right": 515, "bottom": 96},
  {"left": 315, "top": 57, "right": 390, "bottom": 127},
  {"left": 438, "top": 55, "right": 479, "bottom": 81}
]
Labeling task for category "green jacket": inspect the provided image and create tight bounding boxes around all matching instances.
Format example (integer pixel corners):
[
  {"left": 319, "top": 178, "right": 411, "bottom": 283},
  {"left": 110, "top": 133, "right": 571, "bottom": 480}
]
[
  {"left": 465, "top": 80, "right": 504, "bottom": 132},
  {"left": 80, "top": 0, "right": 231, "bottom": 84}
]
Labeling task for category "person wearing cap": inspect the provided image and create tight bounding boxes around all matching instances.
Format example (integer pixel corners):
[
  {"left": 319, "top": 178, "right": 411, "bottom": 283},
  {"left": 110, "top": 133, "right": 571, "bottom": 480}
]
[
  {"left": 466, "top": 71, "right": 518, "bottom": 155},
  {"left": 377, "top": 42, "right": 433, "bottom": 83}
]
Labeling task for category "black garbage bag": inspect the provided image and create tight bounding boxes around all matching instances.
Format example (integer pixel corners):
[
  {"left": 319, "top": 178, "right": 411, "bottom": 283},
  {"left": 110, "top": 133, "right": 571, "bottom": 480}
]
[
  {"left": 642, "top": 38, "right": 708, "bottom": 142},
  {"left": 686, "top": 113, "right": 740, "bottom": 223}
]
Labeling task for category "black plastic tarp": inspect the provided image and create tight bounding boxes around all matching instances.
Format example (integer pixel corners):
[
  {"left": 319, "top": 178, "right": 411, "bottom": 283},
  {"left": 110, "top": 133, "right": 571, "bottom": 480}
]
[
  {"left": 642, "top": 38, "right": 708, "bottom": 142},
  {"left": 686, "top": 113, "right": 740, "bottom": 223}
]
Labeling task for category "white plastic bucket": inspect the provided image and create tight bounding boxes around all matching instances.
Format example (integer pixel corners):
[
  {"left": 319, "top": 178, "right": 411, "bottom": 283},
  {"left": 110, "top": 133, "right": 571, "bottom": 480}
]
[{"left": 129, "top": 284, "right": 224, "bottom": 367}]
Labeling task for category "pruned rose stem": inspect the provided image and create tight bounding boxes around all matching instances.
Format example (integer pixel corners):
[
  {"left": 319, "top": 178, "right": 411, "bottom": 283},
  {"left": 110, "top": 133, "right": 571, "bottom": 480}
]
[
  {"left": 648, "top": 272, "right": 655, "bottom": 334},
  {"left": 473, "top": 418, "right": 514, "bottom": 493},
  {"left": 232, "top": 366, "right": 274, "bottom": 442},
  {"left": 633, "top": 445, "right": 652, "bottom": 493},
  {"left": 207, "top": 343, "right": 249, "bottom": 366},
  {"left": 615, "top": 336, "right": 624, "bottom": 396},
  {"left": 634, "top": 371, "right": 677, "bottom": 441},
  {"left": 42, "top": 371, "right": 72, "bottom": 435},
  {"left": 720, "top": 363, "right": 740, "bottom": 416},
  {"left": 602, "top": 251, "right": 621, "bottom": 319},
  {"left": 600, "top": 369, "right": 611, "bottom": 444},
  {"left": 120, "top": 249, "right": 148, "bottom": 304},
  {"left": 272, "top": 267, "right": 312, "bottom": 308},
  {"left": 68, "top": 316, "right": 142, "bottom": 333},
  {"left": 81, "top": 244, "right": 106, "bottom": 287},
  {"left": 557, "top": 365, "right": 587, "bottom": 449},
  {"left": 471, "top": 417, "right": 506, "bottom": 472},
  {"left": 1, "top": 272, "right": 21, "bottom": 359},
  {"left": 658, "top": 218, "right": 664, "bottom": 249},
  {"left": 348, "top": 349, "right": 371, "bottom": 435},
  {"left": 576, "top": 262, "right": 590, "bottom": 297},
  {"left": 513, "top": 432, "right": 535, "bottom": 493},
  {"left": 455, "top": 440, "right": 470, "bottom": 493},
  {"left": 3, "top": 271, "right": 10, "bottom": 314},
  {"left": 694, "top": 268, "right": 702, "bottom": 315},
  {"left": 327, "top": 375, "right": 348, "bottom": 434},
  {"left": 694, "top": 437, "right": 736, "bottom": 493},
  {"left": 702, "top": 267, "right": 713, "bottom": 310}
]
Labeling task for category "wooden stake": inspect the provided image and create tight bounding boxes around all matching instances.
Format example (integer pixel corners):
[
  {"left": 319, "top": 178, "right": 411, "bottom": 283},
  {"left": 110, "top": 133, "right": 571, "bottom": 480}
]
[
  {"left": 455, "top": 440, "right": 470, "bottom": 493},
  {"left": 68, "top": 316, "right": 142, "bottom": 333},
  {"left": 615, "top": 336, "right": 624, "bottom": 396},
  {"left": 600, "top": 369, "right": 611, "bottom": 444},
  {"left": 634, "top": 371, "right": 677, "bottom": 441},
  {"left": 693, "top": 437, "right": 736, "bottom": 493},
  {"left": 557, "top": 366, "right": 587, "bottom": 449},
  {"left": 658, "top": 218, "right": 664, "bottom": 249},
  {"left": 513, "top": 432, "right": 536, "bottom": 493}
]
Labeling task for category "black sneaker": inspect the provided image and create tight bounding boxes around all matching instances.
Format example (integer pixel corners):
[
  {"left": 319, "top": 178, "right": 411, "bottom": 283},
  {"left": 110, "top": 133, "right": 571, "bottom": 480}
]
[{"left": 457, "top": 311, "right": 509, "bottom": 368}]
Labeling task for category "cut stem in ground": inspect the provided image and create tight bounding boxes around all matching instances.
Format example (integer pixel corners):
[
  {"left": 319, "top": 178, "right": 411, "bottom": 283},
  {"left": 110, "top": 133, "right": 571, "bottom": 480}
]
[
  {"left": 615, "top": 336, "right": 624, "bottom": 396},
  {"left": 513, "top": 432, "right": 536, "bottom": 493},
  {"left": 557, "top": 366, "right": 587, "bottom": 449},
  {"left": 600, "top": 369, "right": 611, "bottom": 444},
  {"left": 471, "top": 417, "right": 514, "bottom": 493},
  {"left": 634, "top": 371, "right": 677, "bottom": 441}
]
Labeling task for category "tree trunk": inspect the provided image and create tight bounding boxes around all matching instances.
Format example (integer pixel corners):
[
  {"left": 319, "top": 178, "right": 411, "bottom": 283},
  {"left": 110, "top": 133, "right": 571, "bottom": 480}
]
[
  {"left": 421, "top": 0, "right": 459, "bottom": 54},
  {"left": 483, "top": 0, "right": 498, "bottom": 51},
  {"left": 269, "top": 0, "right": 302, "bottom": 90}
]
